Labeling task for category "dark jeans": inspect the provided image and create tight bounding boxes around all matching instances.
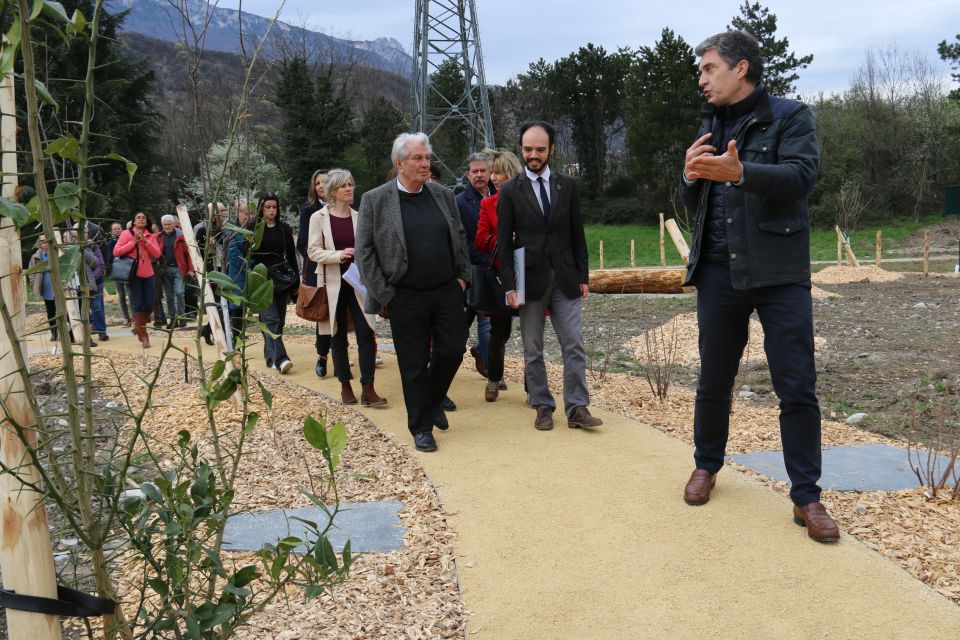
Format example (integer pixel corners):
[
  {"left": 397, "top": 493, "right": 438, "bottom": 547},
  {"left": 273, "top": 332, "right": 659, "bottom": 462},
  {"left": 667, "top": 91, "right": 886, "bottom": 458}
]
[
  {"left": 115, "top": 280, "right": 131, "bottom": 321},
  {"left": 692, "top": 261, "right": 822, "bottom": 506},
  {"left": 259, "top": 286, "right": 292, "bottom": 365},
  {"left": 464, "top": 306, "right": 491, "bottom": 365},
  {"left": 331, "top": 283, "right": 376, "bottom": 384},
  {"left": 389, "top": 281, "right": 468, "bottom": 435},
  {"left": 486, "top": 313, "right": 513, "bottom": 382},
  {"left": 161, "top": 265, "right": 185, "bottom": 321},
  {"left": 152, "top": 269, "right": 165, "bottom": 323},
  {"left": 128, "top": 275, "right": 155, "bottom": 314},
  {"left": 90, "top": 289, "right": 106, "bottom": 332},
  {"left": 44, "top": 299, "right": 57, "bottom": 338}
]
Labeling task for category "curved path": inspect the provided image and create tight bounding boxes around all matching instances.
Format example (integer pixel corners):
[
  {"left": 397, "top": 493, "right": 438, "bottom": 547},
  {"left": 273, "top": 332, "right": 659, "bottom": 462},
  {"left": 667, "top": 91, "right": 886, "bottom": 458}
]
[{"left": 99, "top": 332, "right": 960, "bottom": 639}]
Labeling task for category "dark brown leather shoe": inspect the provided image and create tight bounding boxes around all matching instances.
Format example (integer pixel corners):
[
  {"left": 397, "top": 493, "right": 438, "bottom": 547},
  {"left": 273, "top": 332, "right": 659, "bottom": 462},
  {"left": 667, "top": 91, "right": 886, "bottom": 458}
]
[
  {"left": 793, "top": 502, "right": 841, "bottom": 543},
  {"left": 683, "top": 469, "right": 717, "bottom": 506},
  {"left": 567, "top": 406, "right": 602, "bottom": 429},
  {"left": 535, "top": 406, "right": 554, "bottom": 430},
  {"left": 484, "top": 380, "right": 499, "bottom": 402}
]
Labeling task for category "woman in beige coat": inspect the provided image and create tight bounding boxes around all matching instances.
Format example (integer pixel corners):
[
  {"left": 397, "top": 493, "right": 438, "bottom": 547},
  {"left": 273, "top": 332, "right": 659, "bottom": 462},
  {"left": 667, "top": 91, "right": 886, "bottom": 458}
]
[{"left": 307, "top": 169, "right": 386, "bottom": 406}]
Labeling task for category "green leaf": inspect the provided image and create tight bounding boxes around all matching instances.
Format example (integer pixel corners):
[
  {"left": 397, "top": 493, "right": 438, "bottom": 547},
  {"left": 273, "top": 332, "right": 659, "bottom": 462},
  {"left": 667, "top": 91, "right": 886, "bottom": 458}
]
[
  {"left": 222, "top": 222, "right": 252, "bottom": 237},
  {"left": 303, "top": 415, "right": 329, "bottom": 451},
  {"left": 177, "top": 430, "right": 191, "bottom": 446},
  {"left": 256, "top": 378, "right": 272, "bottom": 409},
  {"left": 147, "top": 577, "right": 168, "bottom": 597},
  {"left": 57, "top": 245, "right": 80, "bottom": 288},
  {"left": 31, "top": 0, "right": 44, "bottom": 19},
  {"left": 327, "top": 421, "right": 348, "bottom": 467},
  {"left": 243, "top": 411, "right": 259, "bottom": 435},
  {"left": 231, "top": 565, "right": 259, "bottom": 588},
  {"left": 52, "top": 181, "right": 80, "bottom": 213},
  {"left": 209, "top": 359, "right": 226, "bottom": 382},
  {"left": 140, "top": 481, "right": 161, "bottom": 502},
  {"left": 251, "top": 219, "right": 265, "bottom": 250},
  {"left": 101, "top": 152, "right": 137, "bottom": 188},
  {"left": 34, "top": 79, "right": 58, "bottom": 112},
  {"left": 207, "top": 270, "right": 238, "bottom": 291},
  {"left": 42, "top": 1, "right": 70, "bottom": 23},
  {"left": 0, "top": 198, "right": 30, "bottom": 227},
  {"left": 304, "top": 584, "right": 326, "bottom": 598},
  {"left": 45, "top": 136, "right": 79, "bottom": 161},
  {"left": 0, "top": 41, "right": 19, "bottom": 76},
  {"left": 67, "top": 8, "right": 88, "bottom": 36}
]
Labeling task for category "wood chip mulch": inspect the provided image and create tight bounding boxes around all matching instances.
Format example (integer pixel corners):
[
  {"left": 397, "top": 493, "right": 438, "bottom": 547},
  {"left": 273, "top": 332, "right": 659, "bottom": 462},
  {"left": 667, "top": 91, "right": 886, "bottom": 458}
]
[{"left": 31, "top": 350, "right": 465, "bottom": 639}]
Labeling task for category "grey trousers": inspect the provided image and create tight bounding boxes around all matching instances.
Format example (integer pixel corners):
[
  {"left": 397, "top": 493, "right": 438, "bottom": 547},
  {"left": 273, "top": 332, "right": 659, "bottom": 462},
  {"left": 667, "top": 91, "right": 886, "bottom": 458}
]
[{"left": 519, "top": 271, "right": 589, "bottom": 417}]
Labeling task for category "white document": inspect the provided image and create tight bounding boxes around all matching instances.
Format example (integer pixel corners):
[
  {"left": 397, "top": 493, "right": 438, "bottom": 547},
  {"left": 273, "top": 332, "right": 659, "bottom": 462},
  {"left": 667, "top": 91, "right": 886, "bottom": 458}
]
[
  {"left": 511, "top": 247, "right": 526, "bottom": 306},
  {"left": 343, "top": 262, "right": 367, "bottom": 301}
]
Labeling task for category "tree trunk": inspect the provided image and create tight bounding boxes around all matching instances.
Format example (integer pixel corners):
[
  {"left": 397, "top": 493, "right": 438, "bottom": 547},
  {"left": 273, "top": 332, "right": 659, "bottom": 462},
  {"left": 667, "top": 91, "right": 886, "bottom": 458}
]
[{"left": 589, "top": 268, "right": 688, "bottom": 294}]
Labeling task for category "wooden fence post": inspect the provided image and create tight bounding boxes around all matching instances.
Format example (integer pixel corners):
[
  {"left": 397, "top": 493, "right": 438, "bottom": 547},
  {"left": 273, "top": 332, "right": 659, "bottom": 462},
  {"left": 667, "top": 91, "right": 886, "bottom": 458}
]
[
  {"left": 837, "top": 236, "right": 842, "bottom": 266},
  {"left": 834, "top": 225, "right": 860, "bottom": 267},
  {"left": 923, "top": 229, "right": 930, "bottom": 277},
  {"left": 876, "top": 230, "right": 882, "bottom": 268},
  {"left": 0, "top": 52, "right": 62, "bottom": 640},
  {"left": 176, "top": 205, "right": 242, "bottom": 407},
  {"left": 599, "top": 240, "right": 604, "bottom": 270},
  {"left": 630, "top": 239, "right": 635, "bottom": 268},
  {"left": 659, "top": 213, "right": 666, "bottom": 268}
]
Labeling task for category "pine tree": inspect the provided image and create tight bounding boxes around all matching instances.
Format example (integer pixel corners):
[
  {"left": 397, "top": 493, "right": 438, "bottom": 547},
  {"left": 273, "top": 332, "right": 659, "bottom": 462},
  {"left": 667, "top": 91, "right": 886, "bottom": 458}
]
[
  {"left": 358, "top": 97, "right": 406, "bottom": 183},
  {"left": 728, "top": 1, "right": 813, "bottom": 96},
  {"left": 938, "top": 34, "right": 960, "bottom": 99}
]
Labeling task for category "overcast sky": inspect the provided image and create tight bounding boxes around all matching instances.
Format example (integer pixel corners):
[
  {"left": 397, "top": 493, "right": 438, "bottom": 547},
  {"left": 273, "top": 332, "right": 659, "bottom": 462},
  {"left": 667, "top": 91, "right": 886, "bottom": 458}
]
[{"left": 218, "top": 0, "right": 959, "bottom": 95}]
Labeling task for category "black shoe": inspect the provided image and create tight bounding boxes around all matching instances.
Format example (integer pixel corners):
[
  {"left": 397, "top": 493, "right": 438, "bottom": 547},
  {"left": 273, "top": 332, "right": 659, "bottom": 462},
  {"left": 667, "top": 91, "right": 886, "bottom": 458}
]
[
  {"left": 413, "top": 432, "right": 437, "bottom": 452},
  {"left": 201, "top": 325, "right": 214, "bottom": 345},
  {"left": 87, "top": 339, "right": 97, "bottom": 348},
  {"left": 266, "top": 359, "right": 273, "bottom": 369},
  {"left": 315, "top": 356, "right": 328, "bottom": 378},
  {"left": 441, "top": 395, "right": 457, "bottom": 411},
  {"left": 179, "top": 319, "right": 187, "bottom": 329},
  {"left": 432, "top": 406, "right": 449, "bottom": 431}
]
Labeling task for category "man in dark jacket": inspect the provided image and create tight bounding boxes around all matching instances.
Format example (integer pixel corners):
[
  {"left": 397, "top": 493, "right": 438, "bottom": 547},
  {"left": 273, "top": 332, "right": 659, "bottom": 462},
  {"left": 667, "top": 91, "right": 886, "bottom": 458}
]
[
  {"left": 679, "top": 30, "right": 838, "bottom": 543},
  {"left": 455, "top": 152, "right": 494, "bottom": 377}
]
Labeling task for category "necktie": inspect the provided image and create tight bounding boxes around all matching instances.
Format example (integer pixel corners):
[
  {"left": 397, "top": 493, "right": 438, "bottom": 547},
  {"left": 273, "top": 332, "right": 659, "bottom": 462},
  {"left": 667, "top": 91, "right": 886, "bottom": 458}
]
[{"left": 538, "top": 177, "right": 551, "bottom": 224}]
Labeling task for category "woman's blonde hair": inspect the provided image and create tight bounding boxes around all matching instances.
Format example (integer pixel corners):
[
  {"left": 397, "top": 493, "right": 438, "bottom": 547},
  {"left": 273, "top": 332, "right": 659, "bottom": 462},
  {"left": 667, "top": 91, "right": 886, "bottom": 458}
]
[
  {"left": 485, "top": 148, "right": 523, "bottom": 180},
  {"left": 324, "top": 169, "right": 354, "bottom": 204}
]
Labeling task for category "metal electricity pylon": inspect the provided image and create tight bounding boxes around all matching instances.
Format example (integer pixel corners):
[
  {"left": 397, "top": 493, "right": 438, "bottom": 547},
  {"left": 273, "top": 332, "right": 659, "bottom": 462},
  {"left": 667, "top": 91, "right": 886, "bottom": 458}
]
[{"left": 412, "top": 0, "right": 495, "bottom": 184}]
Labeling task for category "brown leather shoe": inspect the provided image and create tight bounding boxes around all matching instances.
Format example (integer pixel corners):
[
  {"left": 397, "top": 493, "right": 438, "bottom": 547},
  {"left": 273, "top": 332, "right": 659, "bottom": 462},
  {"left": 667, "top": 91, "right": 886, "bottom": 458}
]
[
  {"left": 484, "top": 380, "right": 499, "bottom": 402},
  {"left": 793, "top": 502, "right": 841, "bottom": 543},
  {"left": 534, "top": 406, "right": 554, "bottom": 430},
  {"left": 567, "top": 406, "right": 602, "bottom": 429},
  {"left": 340, "top": 382, "right": 358, "bottom": 406},
  {"left": 683, "top": 469, "right": 717, "bottom": 506},
  {"left": 498, "top": 380, "right": 508, "bottom": 391},
  {"left": 360, "top": 383, "right": 387, "bottom": 407}
]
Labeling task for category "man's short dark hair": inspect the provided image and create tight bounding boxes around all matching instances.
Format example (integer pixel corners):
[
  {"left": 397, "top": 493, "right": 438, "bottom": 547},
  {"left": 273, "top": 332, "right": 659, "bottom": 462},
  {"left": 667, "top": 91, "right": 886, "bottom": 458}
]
[
  {"left": 695, "top": 30, "right": 763, "bottom": 86},
  {"left": 519, "top": 120, "right": 556, "bottom": 148}
]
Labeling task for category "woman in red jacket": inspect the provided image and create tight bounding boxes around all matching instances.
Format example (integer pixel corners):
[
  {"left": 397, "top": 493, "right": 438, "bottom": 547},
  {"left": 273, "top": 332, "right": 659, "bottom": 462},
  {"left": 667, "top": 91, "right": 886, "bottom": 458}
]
[
  {"left": 113, "top": 211, "right": 162, "bottom": 347},
  {"left": 475, "top": 149, "right": 523, "bottom": 402}
]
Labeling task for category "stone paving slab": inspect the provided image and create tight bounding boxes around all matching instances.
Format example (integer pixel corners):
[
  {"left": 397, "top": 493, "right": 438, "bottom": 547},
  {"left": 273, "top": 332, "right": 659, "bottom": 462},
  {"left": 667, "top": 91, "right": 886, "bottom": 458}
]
[
  {"left": 732, "top": 443, "right": 956, "bottom": 491},
  {"left": 222, "top": 501, "right": 404, "bottom": 553}
]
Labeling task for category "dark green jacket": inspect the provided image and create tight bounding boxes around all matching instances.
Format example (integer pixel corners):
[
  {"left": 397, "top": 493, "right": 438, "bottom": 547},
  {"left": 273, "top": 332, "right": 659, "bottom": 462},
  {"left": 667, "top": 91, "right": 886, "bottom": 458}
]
[{"left": 681, "top": 88, "right": 820, "bottom": 289}]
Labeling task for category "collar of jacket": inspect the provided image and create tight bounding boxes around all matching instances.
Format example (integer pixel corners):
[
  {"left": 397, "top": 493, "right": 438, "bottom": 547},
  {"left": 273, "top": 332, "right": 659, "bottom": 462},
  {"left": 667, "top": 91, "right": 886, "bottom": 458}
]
[{"left": 463, "top": 180, "right": 494, "bottom": 203}]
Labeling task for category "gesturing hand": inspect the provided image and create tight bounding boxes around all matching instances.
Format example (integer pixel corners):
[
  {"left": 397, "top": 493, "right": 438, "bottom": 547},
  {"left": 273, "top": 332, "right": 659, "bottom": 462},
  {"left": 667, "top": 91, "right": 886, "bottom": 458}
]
[
  {"left": 685, "top": 139, "right": 743, "bottom": 183},
  {"left": 683, "top": 133, "right": 716, "bottom": 181}
]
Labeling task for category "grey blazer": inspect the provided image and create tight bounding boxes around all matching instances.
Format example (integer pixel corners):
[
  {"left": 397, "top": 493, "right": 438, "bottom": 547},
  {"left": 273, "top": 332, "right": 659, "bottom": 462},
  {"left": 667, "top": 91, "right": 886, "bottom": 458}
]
[{"left": 356, "top": 179, "right": 472, "bottom": 314}]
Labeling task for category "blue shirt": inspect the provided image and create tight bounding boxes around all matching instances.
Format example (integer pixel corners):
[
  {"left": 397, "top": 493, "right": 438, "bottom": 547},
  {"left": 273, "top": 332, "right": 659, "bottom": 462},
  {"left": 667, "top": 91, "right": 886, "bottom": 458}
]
[{"left": 39, "top": 249, "right": 54, "bottom": 300}]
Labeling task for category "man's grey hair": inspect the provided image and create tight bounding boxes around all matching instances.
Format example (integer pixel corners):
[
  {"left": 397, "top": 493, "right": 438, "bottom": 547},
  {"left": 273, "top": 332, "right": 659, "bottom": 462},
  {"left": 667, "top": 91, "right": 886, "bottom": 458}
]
[
  {"left": 161, "top": 214, "right": 177, "bottom": 224},
  {"left": 391, "top": 132, "right": 431, "bottom": 164},
  {"left": 465, "top": 151, "right": 491, "bottom": 168},
  {"left": 695, "top": 30, "right": 764, "bottom": 86}
]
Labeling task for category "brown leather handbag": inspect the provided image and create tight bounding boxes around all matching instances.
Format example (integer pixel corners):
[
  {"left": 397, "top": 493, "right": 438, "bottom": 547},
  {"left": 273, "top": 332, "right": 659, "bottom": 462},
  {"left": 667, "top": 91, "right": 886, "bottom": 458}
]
[{"left": 295, "top": 237, "right": 330, "bottom": 322}]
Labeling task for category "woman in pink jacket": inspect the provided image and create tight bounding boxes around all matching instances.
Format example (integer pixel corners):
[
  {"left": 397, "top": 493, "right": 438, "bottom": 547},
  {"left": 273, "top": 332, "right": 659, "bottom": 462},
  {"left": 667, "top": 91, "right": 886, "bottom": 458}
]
[{"left": 113, "top": 211, "right": 162, "bottom": 347}]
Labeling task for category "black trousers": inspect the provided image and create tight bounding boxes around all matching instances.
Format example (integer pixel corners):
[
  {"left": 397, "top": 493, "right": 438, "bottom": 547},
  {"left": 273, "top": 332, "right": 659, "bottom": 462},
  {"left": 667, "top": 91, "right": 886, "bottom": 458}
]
[
  {"left": 692, "top": 261, "right": 822, "bottom": 506},
  {"left": 331, "top": 283, "right": 376, "bottom": 385},
  {"left": 486, "top": 313, "right": 512, "bottom": 382},
  {"left": 389, "top": 281, "right": 468, "bottom": 435}
]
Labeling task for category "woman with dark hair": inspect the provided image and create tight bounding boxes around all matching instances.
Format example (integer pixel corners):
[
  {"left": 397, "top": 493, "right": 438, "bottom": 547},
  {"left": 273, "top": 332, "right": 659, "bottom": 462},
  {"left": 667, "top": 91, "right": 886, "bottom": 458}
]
[
  {"left": 252, "top": 193, "right": 299, "bottom": 373},
  {"left": 297, "top": 169, "right": 334, "bottom": 377},
  {"left": 113, "top": 211, "right": 162, "bottom": 348},
  {"left": 307, "top": 169, "right": 386, "bottom": 406}
]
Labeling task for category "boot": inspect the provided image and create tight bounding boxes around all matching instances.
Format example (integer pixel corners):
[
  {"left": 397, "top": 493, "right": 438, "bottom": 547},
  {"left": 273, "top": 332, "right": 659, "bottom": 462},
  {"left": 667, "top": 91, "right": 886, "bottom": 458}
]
[
  {"left": 361, "top": 383, "right": 387, "bottom": 407},
  {"left": 134, "top": 312, "right": 151, "bottom": 348},
  {"left": 340, "top": 381, "right": 358, "bottom": 405}
]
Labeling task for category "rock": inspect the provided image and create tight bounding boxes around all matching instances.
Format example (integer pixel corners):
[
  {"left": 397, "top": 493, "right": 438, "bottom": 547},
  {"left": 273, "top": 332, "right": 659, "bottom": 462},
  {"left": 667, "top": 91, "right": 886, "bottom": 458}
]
[
  {"left": 56, "top": 418, "right": 69, "bottom": 427},
  {"left": 105, "top": 401, "right": 119, "bottom": 409},
  {"left": 913, "top": 302, "right": 927, "bottom": 309},
  {"left": 59, "top": 538, "right": 79, "bottom": 548},
  {"left": 738, "top": 390, "right": 756, "bottom": 398},
  {"left": 54, "top": 554, "right": 70, "bottom": 564},
  {"left": 846, "top": 412, "right": 868, "bottom": 425},
  {"left": 857, "top": 352, "right": 871, "bottom": 359},
  {"left": 121, "top": 488, "right": 145, "bottom": 500},
  {"left": 854, "top": 505, "right": 868, "bottom": 515},
  {"left": 740, "top": 385, "right": 752, "bottom": 392}
]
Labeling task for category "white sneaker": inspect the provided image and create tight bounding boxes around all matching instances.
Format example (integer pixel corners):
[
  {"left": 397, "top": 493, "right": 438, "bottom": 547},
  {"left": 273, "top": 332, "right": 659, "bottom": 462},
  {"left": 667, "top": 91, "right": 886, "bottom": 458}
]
[
  {"left": 375, "top": 353, "right": 383, "bottom": 366},
  {"left": 276, "top": 358, "right": 293, "bottom": 374}
]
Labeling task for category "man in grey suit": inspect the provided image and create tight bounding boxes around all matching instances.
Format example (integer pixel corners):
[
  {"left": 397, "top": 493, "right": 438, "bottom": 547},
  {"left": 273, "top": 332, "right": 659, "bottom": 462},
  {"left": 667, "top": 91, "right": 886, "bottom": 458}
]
[
  {"left": 497, "top": 121, "right": 602, "bottom": 431},
  {"left": 356, "top": 132, "right": 472, "bottom": 452}
]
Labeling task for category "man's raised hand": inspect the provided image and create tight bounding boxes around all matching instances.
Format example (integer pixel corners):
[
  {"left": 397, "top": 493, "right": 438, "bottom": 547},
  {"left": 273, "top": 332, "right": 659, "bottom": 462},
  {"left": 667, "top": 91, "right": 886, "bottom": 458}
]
[{"left": 685, "top": 140, "right": 743, "bottom": 183}]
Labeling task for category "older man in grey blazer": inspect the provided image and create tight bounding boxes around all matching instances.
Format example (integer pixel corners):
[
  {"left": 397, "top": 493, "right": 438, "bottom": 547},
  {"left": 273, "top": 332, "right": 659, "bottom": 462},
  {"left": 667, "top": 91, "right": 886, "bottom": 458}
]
[{"left": 356, "top": 132, "right": 472, "bottom": 452}]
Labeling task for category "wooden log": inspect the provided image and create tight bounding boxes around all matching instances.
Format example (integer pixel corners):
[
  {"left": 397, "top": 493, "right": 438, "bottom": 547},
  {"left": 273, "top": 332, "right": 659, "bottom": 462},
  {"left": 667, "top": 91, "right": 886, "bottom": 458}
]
[
  {"left": 664, "top": 218, "right": 690, "bottom": 264},
  {"left": 834, "top": 225, "right": 860, "bottom": 267},
  {"left": 175, "top": 205, "right": 241, "bottom": 407},
  {"left": 0, "top": 58, "right": 62, "bottom": 640},
  {"left": 837, "top": 236, "right": 842, "bottom": 266},
  {"left": 923, "top": 229, "right": 930, "bottom": 277},
  {"left": 599, "top": 240, "right": 604, "bottom": 270},
  {"left": 659, "top": 213, "right": 666, "bottom": 268},
  {"left": 589, "top": 268, "right": 687, "bottom": 294},
  {"left": 876, "top": 230, "right": 882, "bottom": 267},
  {"left": 630, "top": 239, "right": 635, "bottom": 268}
]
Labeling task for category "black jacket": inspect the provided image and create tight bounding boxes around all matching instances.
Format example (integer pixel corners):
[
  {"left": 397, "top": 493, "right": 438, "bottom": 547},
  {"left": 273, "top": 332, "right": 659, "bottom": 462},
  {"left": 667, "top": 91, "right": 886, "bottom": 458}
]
[
  {"left": 496, "top": 170, "right": 589, "bottom": 301},
  {"left": 456, "top": 181, "right": 494, "bottom": 265},
  {"left": 681, "top": 87, "right": 820, "bottom": 289}
]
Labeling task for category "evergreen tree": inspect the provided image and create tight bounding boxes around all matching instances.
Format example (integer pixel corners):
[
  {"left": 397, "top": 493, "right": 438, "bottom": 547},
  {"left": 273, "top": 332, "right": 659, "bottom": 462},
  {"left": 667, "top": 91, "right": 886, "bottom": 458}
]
[
  {"left": 624, "top": 29, "right": 700, "bottom": 210},
  {"left": 358, "top": 97, "right": 406, "bottom": 183},
  {"left": 938, "top": 34, "right": 960, "bottom": 100},
  {"left": 728, "top": 1, "right": 813, "bottom": 96}
]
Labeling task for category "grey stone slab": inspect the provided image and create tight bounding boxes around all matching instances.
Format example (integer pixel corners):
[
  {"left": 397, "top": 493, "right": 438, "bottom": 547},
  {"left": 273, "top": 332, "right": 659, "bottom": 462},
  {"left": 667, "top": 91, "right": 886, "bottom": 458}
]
[
  {"left": 731, "top": 444, "right": 956, "bottom": 491},
  {"left": 222, "top": 500, "right": 404, "bottom": 553}
]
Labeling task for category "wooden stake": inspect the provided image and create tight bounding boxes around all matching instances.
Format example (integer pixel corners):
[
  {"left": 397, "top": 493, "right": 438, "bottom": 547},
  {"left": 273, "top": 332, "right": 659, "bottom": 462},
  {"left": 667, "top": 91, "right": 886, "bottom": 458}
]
[
  {"left": 664, "top": 218, "right": 690, "bottom": 264},
  {"left": 923, "top": 229, "right": 930, "bottom": 277},
  {"left": 837, "top": 236, "right": 842, "bottom": 266},
  {"left": 659, "top": 213, "right": 666, "bottom": 268},
  {"left": 834, "top": 225, "right": 860, "bottom": 267},
  {"left": 630, "top": 239, "right": 635, "bottom": 268},
  {"left": 876, "top": 230, "right": 882, "bottom": 267},
  {"left": 0, "top": 54, "right": 62, "bottom": 640},
  {"left": 176, "top": 205, "right": 242, "bottom": 406},
  {"left": 599, "top": 240, "right": 604, "bottom": 270}
]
